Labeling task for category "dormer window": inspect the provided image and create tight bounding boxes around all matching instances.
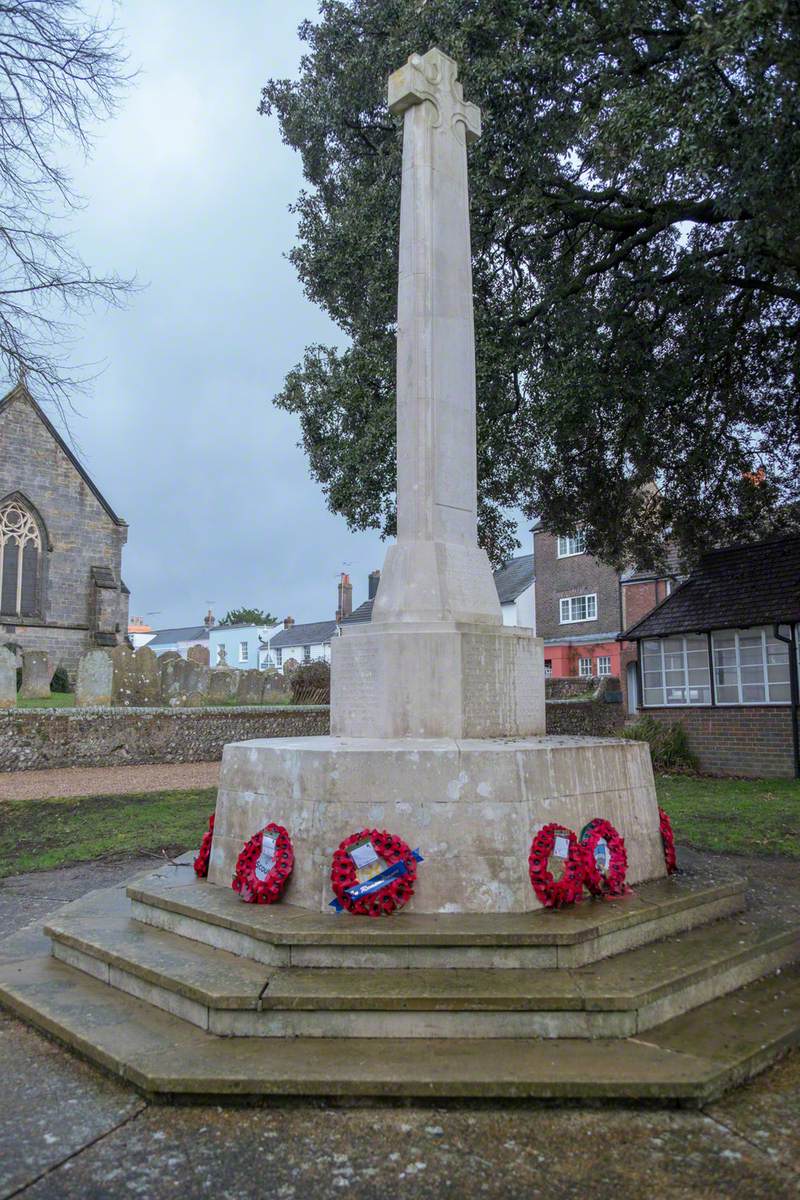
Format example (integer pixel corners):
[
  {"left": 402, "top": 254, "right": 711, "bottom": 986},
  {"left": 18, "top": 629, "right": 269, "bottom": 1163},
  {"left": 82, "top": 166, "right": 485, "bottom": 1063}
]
[
  {"left": 0, "top": 499, "right": 42, "bottom": 616},
  {"left": 557, "top": 533, "right": 586, "bottom": 558}
]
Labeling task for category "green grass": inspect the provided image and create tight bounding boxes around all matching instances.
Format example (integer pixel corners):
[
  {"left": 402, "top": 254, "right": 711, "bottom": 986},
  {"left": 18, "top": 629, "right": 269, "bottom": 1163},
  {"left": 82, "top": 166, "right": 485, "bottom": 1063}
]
[
  {"left": 16, "top": 692, "right": 75, "bottom": 708},
  {"left": 0, "top": 787, "right": 217, "bottom": 878},
  {"left": 656, "top": 776, "right": 800, "bottom": 858}
]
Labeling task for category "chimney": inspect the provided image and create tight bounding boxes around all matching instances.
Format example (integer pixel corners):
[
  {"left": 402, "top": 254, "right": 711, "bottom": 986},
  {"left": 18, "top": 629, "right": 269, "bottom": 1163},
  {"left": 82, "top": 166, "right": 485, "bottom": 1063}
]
[
  {"left": 368, "top": 569, "right": 381, "bottom": 600},
  {"left": 204, "top": 609, "right": 215, "bottom": 628},
  {"left": 336, "top": 573, "right": 353, "bottom": 622},
  {"left": 283, "top": 616, "right": 295, "bottom": 630}
]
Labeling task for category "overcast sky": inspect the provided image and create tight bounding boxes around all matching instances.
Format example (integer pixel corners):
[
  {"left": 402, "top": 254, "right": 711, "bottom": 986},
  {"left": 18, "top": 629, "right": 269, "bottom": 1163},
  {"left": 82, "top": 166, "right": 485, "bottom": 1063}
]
[{"left": 22, "top": 1, "right": 527, "bottom": 631}]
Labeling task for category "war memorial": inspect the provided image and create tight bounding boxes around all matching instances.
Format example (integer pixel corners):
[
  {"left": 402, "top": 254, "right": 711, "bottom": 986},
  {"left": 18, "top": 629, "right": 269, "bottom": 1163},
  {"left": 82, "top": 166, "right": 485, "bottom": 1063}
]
[{"left": 0, "top": 50, "right": 797, "bottom": 1101}]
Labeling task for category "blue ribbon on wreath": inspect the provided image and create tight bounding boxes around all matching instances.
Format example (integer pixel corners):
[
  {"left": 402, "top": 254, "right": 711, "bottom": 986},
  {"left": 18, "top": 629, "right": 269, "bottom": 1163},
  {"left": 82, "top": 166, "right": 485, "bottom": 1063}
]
[{"left": 329, "top": 849, "right": 423, "bottom": 912}]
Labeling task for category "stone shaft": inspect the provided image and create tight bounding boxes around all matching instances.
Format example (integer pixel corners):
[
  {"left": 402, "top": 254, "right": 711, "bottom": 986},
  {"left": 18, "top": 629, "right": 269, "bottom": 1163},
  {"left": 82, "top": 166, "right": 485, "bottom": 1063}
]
[{"left": 372, "top": 48, "right": 500, "bottom": 626}]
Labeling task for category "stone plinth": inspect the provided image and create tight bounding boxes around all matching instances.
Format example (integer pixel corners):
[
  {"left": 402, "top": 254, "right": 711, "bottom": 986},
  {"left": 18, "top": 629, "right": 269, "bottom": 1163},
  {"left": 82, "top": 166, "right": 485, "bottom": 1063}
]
[
  {"left": 209, "top": 735, "right": 665, "bottom": 913},
  {"left": 331, "top": 621, "right": 545, "bottom": 739}
]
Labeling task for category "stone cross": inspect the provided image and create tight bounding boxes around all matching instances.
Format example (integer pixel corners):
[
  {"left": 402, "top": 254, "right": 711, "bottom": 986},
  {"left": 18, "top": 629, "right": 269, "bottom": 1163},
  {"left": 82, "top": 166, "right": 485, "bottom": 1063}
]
[{"left": 389, "top": 48, "right": 481, "bottom": 549}]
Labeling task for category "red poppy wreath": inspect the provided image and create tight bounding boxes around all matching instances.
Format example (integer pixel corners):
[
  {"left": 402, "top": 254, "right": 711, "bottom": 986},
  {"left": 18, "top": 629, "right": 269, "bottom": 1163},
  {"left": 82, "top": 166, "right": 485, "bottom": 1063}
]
[
  {"left": 330, "top": 829, "right": 420, "bottom": 917},
  {"left": 232, "top": 823, "right": 294, "bottom": 904},
  {"left": 580, "top": 818, "right": 630, "bottom": 899},
  {"left": 528, "top": 823, "right": 585, "bottom": 909},
  {"left": 193, "top": 812, "right": 215, "bottom": 878},
  {"left": 658, "top": 806, "right": 678, "bottom": 874}
]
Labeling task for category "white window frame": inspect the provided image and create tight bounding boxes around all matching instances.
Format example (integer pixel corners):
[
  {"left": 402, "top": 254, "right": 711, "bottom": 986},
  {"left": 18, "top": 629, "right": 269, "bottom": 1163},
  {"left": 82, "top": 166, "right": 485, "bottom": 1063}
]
[
  {"left": 239, "top": 640, "right": 249, "bottom": 663},
  {"left": 641, "top": 636, "right": 711, "bottom": 707},
  {"left": 303, "top": 645, "right": 312, "bottom": 664},
  {"left": 596, "top": 655, "right": 612, "bottom": 677},
  {"left": 544, "top": 660, "right": 552, "bottom": 678},
  {"left": 559, "top": 593, "right": 597, "bottom": 624},
  {"left": 556, "top": 532, "right": 586, "bottom": 559},
  {"left": 711, "top": 627, "right": 791, "bottom": 706},
  {"left": 274, "top": 647, "right": 282, "bottom": 668},
  {"left": 578, "top": 657, "right": 593, "bottom": 678}
]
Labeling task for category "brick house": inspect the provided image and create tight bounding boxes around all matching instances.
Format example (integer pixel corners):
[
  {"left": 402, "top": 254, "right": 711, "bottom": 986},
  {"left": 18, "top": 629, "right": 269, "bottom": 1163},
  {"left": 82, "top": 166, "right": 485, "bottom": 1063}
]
[
  {"left": 532, "top": 524, "right": 681, "bottom": 695},
  {"left": 0, "top": 381, "right": 129, "bottom": 678},
  {"left": 622, "top": 534, "right": 800, "bottom": 778}
]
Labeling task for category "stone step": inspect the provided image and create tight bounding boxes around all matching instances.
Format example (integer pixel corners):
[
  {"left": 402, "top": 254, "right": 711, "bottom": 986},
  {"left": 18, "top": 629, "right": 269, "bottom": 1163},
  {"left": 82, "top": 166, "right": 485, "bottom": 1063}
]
[
  {"left": 1, "top": 933, "right": 798, "bottom": 1103},
  {"left": 43, "top": 885, "right": 800, "bottom": 1039},
  {"left": 127, "top": 861, "right": 746, "bottom": 968}
]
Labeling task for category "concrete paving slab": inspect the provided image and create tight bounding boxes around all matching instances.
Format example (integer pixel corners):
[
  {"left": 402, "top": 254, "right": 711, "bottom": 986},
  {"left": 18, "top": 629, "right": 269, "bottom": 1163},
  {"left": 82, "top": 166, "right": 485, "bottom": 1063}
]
[
  {"left": 0, "top": 1009, "right": 143, "bottom": 1198},
  {"left": 709, "top": 1049, "right": 800, "bottom": 1175}
]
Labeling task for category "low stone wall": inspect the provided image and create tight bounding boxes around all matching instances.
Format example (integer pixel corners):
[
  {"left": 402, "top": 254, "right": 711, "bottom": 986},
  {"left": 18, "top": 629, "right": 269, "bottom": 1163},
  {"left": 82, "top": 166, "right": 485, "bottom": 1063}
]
[
  {"left": 640, "top": 705, "right": 796, "bottom": 779},
  {"left": 544, "top": 677, "right": 625, "bottom": 737},
  {"left": 0, "top": 705, "right": 330, "bottom": 772}
]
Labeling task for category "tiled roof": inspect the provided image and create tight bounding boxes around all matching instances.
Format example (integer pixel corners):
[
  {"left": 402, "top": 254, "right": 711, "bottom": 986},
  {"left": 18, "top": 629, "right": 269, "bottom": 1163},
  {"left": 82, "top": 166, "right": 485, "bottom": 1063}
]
[
  {"left": 494, "top": 554, "right": 534, "bottom": 604},
  {"left": 269, "top": 619, "right": 338, "bottom": 649},
  {"left": 623, "top": 535, "right": 800, "bottom": 639},
  {"left": 620, "top": 546, "right": 686, "bottom": 584},
  {"left": 147, "top": 626, "right": 209, "bottom": 646},
  {"left": 341, "top": 599, "right": 374, "bottom": 624}
]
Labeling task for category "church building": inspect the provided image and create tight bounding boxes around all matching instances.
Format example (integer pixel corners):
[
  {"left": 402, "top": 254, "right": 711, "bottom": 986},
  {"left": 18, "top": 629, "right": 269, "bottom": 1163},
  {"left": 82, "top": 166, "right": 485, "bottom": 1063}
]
[{"left": 0, "top": 381, "right": 129, "bottom": 679}]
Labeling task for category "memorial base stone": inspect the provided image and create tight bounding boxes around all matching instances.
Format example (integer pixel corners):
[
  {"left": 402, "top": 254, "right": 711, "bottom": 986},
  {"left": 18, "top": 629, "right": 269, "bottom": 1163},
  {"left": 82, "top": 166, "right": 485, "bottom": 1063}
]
[{"left": 209, "top": 734, "right": 665, "bottom": 913}]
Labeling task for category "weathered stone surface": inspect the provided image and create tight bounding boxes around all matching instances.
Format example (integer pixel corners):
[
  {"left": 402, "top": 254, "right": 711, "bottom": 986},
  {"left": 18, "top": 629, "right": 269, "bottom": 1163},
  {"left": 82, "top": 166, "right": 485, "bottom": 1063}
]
[
  {"left": 187, "top": 644, "right": 210, "bottom": 666},
  {"left": 18, "top": 649, "right": 53, "bottom": 699},
  {"left": 211, "top": 735, "right": 664, "bottom": 913},
  {"left": 208, "top": 668, "right": 237, "bottom": 702},
  {"left": 111, "top": 643, "right": 136, "bottom": 704},
  {"left": 236, "top": 669, "right": 263, "bottom": 705},
  {"left": 160, "top": 656, "right": 186, "bottom": 703},
  {"left": 0, "top": 644, "right": 16, "bottom": 708},
  {"left": 75, "top": 650, "right": 113, "bottom": 707},
  {"left": 158, "top": 650, "right": 181, "bottom": 664},
  {"left": 132, "top": 645, "right": 161, "bottom": 705}
]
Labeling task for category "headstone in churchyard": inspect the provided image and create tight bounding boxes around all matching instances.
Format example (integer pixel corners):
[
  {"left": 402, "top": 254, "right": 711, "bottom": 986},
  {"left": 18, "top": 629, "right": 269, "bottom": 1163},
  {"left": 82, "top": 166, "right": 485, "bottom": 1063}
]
[
  {"left": 159, "top": 650, "right": 181, "bottom": 664},
  {"left": 263, "top": 668, "right": 287, "bottom": 693},
  {"left": 161, "top": 656, "right": 187, "bottom": 704},
  {"left": 111, "top": 644, "right": 135, "bottom": 705},
  {"left": 236, "top": 669, "right": 263, "bottom": 705},
  {"left": 216, "top": 645, "right": 228, "bottom": 666},
  {"left": 187, "top": 644, "right": 210, "bottom": 666},
  {"left": 75, "top": 649, "right": 113, "bottom": 706},
  {"left": 184, "top": 661, "right": 209, "bottom": 699},
  {"left": 260, "top": 674, "right": 285, "bottom": 704},
  {"left": 133, "top": 645, "right": 161, "bottom": 705},
  {"left": 18, "top": 650, "right": 53, "bottom": 700},
  {"left": 0, "top": 645, "right": 16, "bottom": 708},
  {"left": 208, "top": 668, "right": 237, "bottom": 702}
]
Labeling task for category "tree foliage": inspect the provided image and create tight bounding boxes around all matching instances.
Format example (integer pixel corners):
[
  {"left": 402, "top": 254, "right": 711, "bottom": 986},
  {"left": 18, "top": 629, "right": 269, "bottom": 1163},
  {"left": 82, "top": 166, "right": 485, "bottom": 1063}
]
[
  {"left": 261, "top": 0, "right": 800, "bottom": 568},
  {"left": 219, "top": 608, "right": 277, "bottom": 627},
  {"left": 0, "top": 0, "right": 133, "bottom": 408}
]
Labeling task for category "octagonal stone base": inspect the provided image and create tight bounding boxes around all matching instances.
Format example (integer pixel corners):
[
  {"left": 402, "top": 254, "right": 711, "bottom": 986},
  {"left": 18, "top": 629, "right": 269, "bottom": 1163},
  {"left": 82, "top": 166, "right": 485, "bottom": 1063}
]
[{"left": 209, "top": 735, "right": 666, "bottom": 914}]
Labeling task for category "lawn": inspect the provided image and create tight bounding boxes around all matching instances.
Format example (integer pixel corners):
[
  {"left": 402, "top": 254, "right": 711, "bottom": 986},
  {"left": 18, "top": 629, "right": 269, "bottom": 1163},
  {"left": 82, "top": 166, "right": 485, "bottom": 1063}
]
[
  {"left": 16, "top": 692, "right": 75, "bottom": 708},
  {"left": 0, "top": 787, "right": 217, "bottom": 878},
  {"left": 656, "top": 776, "right": 800, "bottom": 859}
]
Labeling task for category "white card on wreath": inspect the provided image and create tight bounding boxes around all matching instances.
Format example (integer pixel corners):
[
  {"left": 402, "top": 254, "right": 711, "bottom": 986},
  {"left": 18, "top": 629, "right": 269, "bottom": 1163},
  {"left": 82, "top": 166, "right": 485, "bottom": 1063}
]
[
  {"left": 553, "top": 835, "right": 570, "bottom": 859},
  {"left": 350, "top": 840, "right": 379, "bottom": 869},
  {"left": 254, "top": 833, "right": 277, "bottom": 881}
]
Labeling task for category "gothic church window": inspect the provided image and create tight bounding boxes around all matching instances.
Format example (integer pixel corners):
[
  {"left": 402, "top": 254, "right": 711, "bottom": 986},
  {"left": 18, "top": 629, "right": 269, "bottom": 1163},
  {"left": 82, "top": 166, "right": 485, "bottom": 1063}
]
[{"left": 0, "top": 500, "right": 42, "bottom": 616}]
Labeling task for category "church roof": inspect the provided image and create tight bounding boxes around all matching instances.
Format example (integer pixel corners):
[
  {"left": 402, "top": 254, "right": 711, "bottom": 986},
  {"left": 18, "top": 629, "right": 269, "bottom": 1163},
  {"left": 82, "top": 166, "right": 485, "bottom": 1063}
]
[{"left": 0, "top": 382, "right": 127, "bottom": 527}]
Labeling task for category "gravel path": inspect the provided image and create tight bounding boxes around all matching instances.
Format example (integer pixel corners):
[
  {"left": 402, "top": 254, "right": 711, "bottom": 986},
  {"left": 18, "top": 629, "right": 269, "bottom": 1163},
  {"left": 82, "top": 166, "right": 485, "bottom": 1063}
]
[{"left": 0, "top": 761, "right": 220, "bottom": 801}]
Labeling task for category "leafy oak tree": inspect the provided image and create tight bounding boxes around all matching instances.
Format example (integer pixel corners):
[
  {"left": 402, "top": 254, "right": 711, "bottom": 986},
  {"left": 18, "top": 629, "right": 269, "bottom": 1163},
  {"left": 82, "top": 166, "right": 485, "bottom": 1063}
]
[{"left": 261, "top": 0, "right": 800, "bottom": 568}]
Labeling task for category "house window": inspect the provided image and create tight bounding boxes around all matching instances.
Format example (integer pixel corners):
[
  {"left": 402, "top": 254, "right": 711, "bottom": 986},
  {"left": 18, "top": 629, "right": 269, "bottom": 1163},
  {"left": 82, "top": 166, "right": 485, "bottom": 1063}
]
[
  {"left": 596, "top": 655, "right": 612, "bottom": 677},
  {"left": 712, "top": 627, "right": 790, "bottom": 705},
  {"left": 556, "top": 533, "right": 586, "bottom": 558},
  {"left": 274, "top": 648, "right": 282, "bottom": 667},
  {"left": 303, "top": 645, "right": 311, "bottom": 664},
  {"left": 239, "top": 641, "right": 249, "bottom": 663},
  {"left": 642, "top": 636, "right": 711, "bottom": 706},
  {"left": 559, "top": 594, "right": 597, "bottom": 624},
  {"left": 544, "top": 659, "right": 552, "bottom": 678},
  {"left": 0, "top": 500, "right": 41, "bottom": 616},
  {"left": 578, "top": 657, "right": 593, "bottom": 678}
]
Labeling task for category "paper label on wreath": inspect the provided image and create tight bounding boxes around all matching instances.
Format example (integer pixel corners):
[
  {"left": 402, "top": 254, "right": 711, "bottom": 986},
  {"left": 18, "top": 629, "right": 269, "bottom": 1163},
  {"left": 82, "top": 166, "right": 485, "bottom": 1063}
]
[
  {"left": 349, "top": 839, "right": 383, "bottom": 883},
  {"left": 254, "top": 832, "right": 278, "bottom": 881},
  {"left": 553, "top": 834, "right": 570, "bottom": 859},
  {"left": 593, "top": 837, "right": 610, "bottom": 873}
]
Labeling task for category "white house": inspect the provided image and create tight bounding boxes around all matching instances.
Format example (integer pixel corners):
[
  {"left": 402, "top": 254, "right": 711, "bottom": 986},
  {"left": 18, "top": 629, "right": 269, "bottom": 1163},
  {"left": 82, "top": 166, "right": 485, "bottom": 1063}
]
[
  {"left": 262, "top": 617, "right": 338, "bottom": 671},
  {"left": 209, "top": 623, "right": 278, "bottom": 669},
  {"left": 146, "top": 624, "right": 210, "bottom": 659},
  {"left": 493, "top": 554, "right": 535, "bottom": 627}
]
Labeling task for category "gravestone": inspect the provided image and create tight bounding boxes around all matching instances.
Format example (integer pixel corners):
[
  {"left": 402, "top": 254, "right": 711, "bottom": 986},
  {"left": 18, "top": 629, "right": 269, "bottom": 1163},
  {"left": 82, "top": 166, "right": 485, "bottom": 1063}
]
[
  {"left": 236, "top": 670, "right": 263, "bottom": 705},
  {"left": 18, "top": 651, "right": 53, "bottom": 700},
  {"left": 111, "top": 644, "right": 136, "bottom": 705},
  {"left": 216, "top": 645, "right": 229, "bottom": 667},
  {"left": 161, "top": 657, "right": 187, "bottom": 705},
  {"left": 208, "top": 669, "right": 237, "bottom": 702},
  {"left": 75, "top": 650, "right": 113, "bottom": 707},
  {"left": 132, "top": 646, "right": 162, "bottom": 705},
  {"left": 0, "top": 645, "right": 16, "bottom": 708},
  {"left": 159, "top": 650, "right": 181, "bottom": 664},
  {"left": 187, "top": 644, "right": 210, "bottom": 666}
]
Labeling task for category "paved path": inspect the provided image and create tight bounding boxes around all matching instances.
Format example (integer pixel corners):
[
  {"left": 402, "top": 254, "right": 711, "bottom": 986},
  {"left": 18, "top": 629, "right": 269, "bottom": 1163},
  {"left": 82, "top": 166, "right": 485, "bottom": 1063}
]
[
  {"left": 0, "top": 761, "right": 220, "bottom": 801},
  {"left": 0, "top": 849, "right": 798, "bottom": 1199}
]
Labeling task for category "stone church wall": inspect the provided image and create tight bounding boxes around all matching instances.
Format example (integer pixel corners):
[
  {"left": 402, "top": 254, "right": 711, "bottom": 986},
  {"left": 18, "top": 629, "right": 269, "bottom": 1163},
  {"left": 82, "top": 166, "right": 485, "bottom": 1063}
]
[{"left": 0, "top": 388, "right": 128, "bottom": 678}]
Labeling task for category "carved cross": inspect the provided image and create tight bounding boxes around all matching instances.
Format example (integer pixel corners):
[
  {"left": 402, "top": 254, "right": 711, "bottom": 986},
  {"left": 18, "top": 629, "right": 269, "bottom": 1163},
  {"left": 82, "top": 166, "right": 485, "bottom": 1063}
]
[{"left": 388, "top": 48, "right": 481, "bottom": 144}]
